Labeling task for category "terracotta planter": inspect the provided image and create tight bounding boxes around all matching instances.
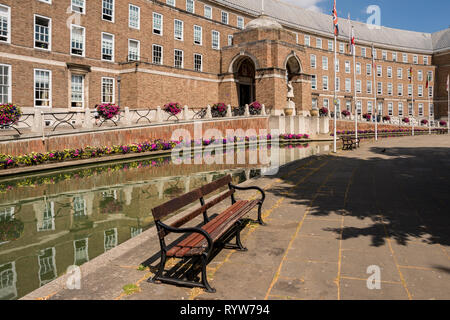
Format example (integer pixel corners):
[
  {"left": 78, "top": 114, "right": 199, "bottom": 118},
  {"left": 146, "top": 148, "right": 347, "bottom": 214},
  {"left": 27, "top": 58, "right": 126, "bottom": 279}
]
[
  {"left": 310, "top": 109, "right": 319, "bottom": 117},
  {"left": 284, "top": 108, "right": 294, "bottom": 116}
]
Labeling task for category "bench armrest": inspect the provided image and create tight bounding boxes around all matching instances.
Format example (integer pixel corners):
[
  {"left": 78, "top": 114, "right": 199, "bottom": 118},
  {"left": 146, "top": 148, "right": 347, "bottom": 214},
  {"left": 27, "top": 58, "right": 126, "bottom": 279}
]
[
  {"left": 229, "top": 184, "right": 266, "bottom": 203},
  {"left": 157, "top": 221, "right": 214, "bottom": 256}
]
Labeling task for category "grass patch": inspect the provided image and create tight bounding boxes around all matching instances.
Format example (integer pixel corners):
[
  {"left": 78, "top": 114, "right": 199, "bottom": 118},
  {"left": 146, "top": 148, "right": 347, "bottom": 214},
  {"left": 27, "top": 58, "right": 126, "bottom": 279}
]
[
  {"left": 122, "top": 284, "right": 140, "bottom": 295},
  {"left": 137, "top": 264, "right": 147, "bottom": 271}
]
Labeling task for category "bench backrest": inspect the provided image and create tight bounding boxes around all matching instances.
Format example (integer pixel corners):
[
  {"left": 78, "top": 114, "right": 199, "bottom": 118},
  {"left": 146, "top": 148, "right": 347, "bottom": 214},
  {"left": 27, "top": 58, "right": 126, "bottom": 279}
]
[{"left": 151, "top": 175, "right": 234, "bottom": 237}]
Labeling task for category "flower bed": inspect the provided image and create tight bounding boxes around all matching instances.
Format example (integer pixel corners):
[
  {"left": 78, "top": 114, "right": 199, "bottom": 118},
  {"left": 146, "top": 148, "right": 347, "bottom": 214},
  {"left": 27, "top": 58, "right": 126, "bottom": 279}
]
[
  {"left": 96, "top": 103, "right": 120, "bottom": 120},
  {"left": 0, "top": 103, "right": 22, "bottom": 126},
  {"left": 163, "top": 102, "right": 182, "bottom": 116},
  {"left": 440, "top": 120, "right": 447, "bottom": 126}
]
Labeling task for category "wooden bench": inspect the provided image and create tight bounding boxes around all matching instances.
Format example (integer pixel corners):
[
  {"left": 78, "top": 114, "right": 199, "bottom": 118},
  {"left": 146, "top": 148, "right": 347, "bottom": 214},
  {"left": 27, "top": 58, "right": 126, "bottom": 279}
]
[
  {"left": 341, "top": 136, "right": 360, "bottom": 150},
  {"left": 148, "top": 175, "right": 265, "bottom": 293}
]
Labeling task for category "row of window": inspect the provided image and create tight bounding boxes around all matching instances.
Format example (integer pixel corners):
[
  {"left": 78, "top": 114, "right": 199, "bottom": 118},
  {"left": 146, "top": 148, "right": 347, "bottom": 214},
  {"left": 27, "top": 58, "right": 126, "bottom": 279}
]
[
  {"left": 311, "top": 75, "right": 433, "bottom": 97},
  {"left": 303, "top": 35, "right": 430, "bottom": 65},
  {"left": 312, "top": 98, "right": 433, "bottom": 117},
  {"left": 310, "top": 55, "right": 433, "bottom": 82}
]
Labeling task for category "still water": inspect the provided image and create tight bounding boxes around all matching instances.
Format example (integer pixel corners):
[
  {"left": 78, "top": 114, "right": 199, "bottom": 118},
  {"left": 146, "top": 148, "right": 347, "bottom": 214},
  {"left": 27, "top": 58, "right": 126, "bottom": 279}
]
[{"left": 0, "top": 142, "right": 331, "bottom": 299}]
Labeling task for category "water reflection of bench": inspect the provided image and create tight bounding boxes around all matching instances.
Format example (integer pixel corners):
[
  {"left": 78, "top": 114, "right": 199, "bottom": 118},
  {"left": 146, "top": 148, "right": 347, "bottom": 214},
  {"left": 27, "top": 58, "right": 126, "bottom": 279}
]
[{"left": 148, "top": 174, "right": 265, "bottom": 293}]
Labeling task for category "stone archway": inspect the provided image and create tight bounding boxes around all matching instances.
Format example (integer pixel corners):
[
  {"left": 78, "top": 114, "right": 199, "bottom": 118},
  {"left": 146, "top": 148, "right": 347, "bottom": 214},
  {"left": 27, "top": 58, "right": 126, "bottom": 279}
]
[
  {"left": 233, "top": 57, "right": 256, "bottom": 107},
  {"left": 285, "top": 54, "right": 303, "bottom": 114}
]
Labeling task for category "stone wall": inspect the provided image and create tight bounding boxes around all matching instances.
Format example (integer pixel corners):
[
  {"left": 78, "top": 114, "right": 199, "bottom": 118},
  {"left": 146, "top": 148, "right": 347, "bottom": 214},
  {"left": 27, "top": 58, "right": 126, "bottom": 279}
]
[{"left": 329, "top": 119, "right": 430, "bottom": 132}]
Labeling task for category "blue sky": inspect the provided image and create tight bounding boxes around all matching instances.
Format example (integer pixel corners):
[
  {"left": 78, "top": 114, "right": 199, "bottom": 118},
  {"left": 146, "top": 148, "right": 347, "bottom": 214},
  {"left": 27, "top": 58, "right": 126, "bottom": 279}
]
[{"left": 282, "top": 0, "right": 450, "bottom": 33}]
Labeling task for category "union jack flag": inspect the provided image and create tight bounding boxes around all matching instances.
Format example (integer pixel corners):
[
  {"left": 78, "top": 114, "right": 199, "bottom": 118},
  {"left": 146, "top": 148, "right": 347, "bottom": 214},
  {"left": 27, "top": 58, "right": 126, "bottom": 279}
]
[{"left": 332, "top": 0, "right": 339, "bottom": 36}]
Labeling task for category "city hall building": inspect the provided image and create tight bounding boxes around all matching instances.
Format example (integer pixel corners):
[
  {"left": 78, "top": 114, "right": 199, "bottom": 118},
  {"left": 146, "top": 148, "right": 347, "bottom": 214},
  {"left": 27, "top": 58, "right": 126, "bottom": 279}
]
[{"left": 0, "top": 0, "right": 449, "bottom": 120}]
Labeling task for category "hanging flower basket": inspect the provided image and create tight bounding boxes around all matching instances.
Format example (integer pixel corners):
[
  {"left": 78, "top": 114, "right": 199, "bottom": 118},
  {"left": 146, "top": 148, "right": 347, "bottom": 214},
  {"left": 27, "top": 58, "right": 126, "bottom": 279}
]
[
  {"left": 403, "top": 117, "right": 410, "bottom": 123},
  {"left": 211, "top": 103, "right": 227, "bottom": 117},
  {"left": 249, "top": 101, "right": 262, "bottom": 115},
  {"left": 341, "top": 110, "right": 351, "bottom": 117},
  {"left": 363, "top": 113, "right": 372, "bottom": 121},
  {"left": 0, "top": 103, "right": 22, "bottom": 126},
  {"left": 0, "top": 217, "right": 24, "bottom": 242},
  {"left": 421, "top": 119, "right": 428, "bottom": 125},
  {"left": 439, "top": 120, "right": 447, "bottom": 126},
  {"left": 383, "top": 115, "right": 391, "bottom": 121},
  {"left": 96, "top": 103, "right": 120, "bottom": 120},
  {"left": 163, "top": 102, "right": 182, "bottom": 116},
  {"left": 319, "top": 107, "right": 328, "bottom": 117}
]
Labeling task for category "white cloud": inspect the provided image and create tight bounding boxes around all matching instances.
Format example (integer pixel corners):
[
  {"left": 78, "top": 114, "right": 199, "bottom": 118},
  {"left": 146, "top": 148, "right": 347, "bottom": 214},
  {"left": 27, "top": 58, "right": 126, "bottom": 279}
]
[{"left": 281, "top": 0, "right": 326, "bottom": 13}]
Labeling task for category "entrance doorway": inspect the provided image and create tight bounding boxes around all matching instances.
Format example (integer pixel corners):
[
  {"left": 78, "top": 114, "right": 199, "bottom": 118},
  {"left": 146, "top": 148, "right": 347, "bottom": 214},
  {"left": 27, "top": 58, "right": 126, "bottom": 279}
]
[{"left": 235, "top": 58, "right": 255, "bottom": 107}]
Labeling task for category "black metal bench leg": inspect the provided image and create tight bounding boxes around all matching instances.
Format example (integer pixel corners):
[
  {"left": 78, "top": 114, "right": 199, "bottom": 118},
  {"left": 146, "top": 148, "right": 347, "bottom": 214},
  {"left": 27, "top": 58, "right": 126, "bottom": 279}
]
[
  {"left": 148, "top": 251, "right": 167, "bottom": 283},
  {"left": 235, "top": 226, "right": 248, "bottom": 251},
  {"left": 257, "top": 201, "right": 266, "bottom": 226},
  {"left": 201, "top": 254, "right": 216, "bottom": 293}
]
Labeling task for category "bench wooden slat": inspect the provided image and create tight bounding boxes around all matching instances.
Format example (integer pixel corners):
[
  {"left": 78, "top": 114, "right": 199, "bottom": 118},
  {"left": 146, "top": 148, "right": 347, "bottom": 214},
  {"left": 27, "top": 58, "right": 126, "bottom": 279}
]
[
  {"left": 200, "top": 175, "right": 232, "bottom": 197},
  {"left": 167, "top": 200, "right": 249, "bottom": 257},
  {"left": 152, "top": 188, "right": 202, "bottom": 220}
]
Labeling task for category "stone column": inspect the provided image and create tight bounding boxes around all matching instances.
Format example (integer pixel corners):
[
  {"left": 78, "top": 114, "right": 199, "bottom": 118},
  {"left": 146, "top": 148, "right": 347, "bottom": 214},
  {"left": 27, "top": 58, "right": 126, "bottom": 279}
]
[
  {"left": 32, "top": 109, "right": 44, "bottom": 133},
  {"left": 155, "top": 106, "right": 163, "bottom": 123},
  {"left": 226, "top": 104, "right": 232, "bottom": 117}
]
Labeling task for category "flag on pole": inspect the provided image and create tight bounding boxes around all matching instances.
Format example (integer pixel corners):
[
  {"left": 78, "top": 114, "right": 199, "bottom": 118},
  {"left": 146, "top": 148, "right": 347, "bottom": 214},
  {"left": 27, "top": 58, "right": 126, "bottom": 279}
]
[
  {"left": 408, "top": 67, "right": 413, "bottom": 83},
  {"left": 426, "top": 77, "right": 429, "bottom": 89},
  {"left": 332, "top": 0, "right": 339, "bottom": 36}
]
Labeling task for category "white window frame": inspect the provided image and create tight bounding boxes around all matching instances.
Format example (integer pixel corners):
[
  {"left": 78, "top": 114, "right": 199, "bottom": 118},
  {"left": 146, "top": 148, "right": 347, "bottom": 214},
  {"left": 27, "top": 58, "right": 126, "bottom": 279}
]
[
  {"left": 413, "top": 55, "right": 418, "bottom": 64},
  {"left": 221, "top": 11, "right": 228, "bottom": 24},
  {"left": 70, "top": 24, "right": 85, "bottom": 57},
  {"left": 101, "top": 77, "right": 115, "bottom": 104},
  {"left": 322, "top": 76, "right": 328, "bottom": 91},
  {"left": 237, "top": 16, "right": 244, "bottom": 29},
  {"left": 101, "top": 32, "right": 114, "bottom": 62},
  {"left": 398, "top": 83, "right": 403, "bottom": 96},
  {"left": 71, "top": 0, "right": 85, "bottom": 14},
  {"left": 335, "top": 77, "right": 340, "bottom": 92},
  {"left": 153, "top": 12, "right": 163, "bottom": 36},
  {"left": 398, "top": 102, "right": 403, "bottom": 116},
  {"left": 345, "top": 78, "right": 351, "bottom": 93},
  {"left": 418, "top": 103, "right": 423, "bottom": 116},
  {"left": 212, "top": 30, "right": 220, "bottom": 50},
  {"left": 397, "top": 68, "right": 403, "bottom": 79},
  {"left": 167, "top": 0, "right": 175, "bottom": 7},
  {"left": 193, "top": 25, "right": 202, "bottom": 45},
  {"left": 34, "top": 14, "right": 51, "bottom": 51},
  {"left": 70, "top": 74, "right": 84, "bottom": 108},
  {"left": 102, "top": 0, "right": 114, "bottom": 22},
  {"left": 316, "top": 38, "right": 322, "bottom": 49},
  {"left": 377, "top": 65, "right": 382, "bottom": 77},
  {"left": 186, "top": 0, "right": 195, "bottom": 13},
  {"left": 392, "top": 52, "right": 397, "bottom": 61},
  {"left": 361, "top": 47, "right": 366, "bottom": 57},
  {"left": 129, "top": 4, "right": 140, "bottom": 30},
  {"left": 403, "top": 53, "right": 408, "bottom": 63},
  {"left": 356, "top": 62, "right": 361, "bottom": 75},
  {"left": 0, "top": 4, "right": 11, "bottom": 44},
  {"left": 174, "top": 19, "right": 184, "bottom": 41},
  {"left": 128, "top": 39, "right": 140, "bottom": 61},
  {"left": 367, "top": 80, "right": 372, "bottom": 94},
  {"left": 387, "top": 82, "right": 393, "bottom": 96},
  {"left": 387, "top": 66, "right": 392, "bottom": 78},
  {"left": 174, "top": 49, "right": 184, "bottom": 68},
  {"left": 152, "top": 44, "right": 163, "bottom": 65},
  {"left": 322, "top": 56, "right": 328, "bottom": 71},
  {"left": 304, "top": 35, "right": 310, "bottom": 46},
  {"left": 328, "top": 40, "right": 333, "bottom": 51},
  {"left": 356, "top": 80, "right": 361, "bottom": 94},
  {"left": 366, "top": 64, "right": 372, "bottom": 76},
  {"left": 0, "top": 63, "right": 12, "bottom": 104},
  {"left": 388, "top": 102, "right": 393, "bottom": 116},
  {"left": 345, "top": 61, "right": 350, "bottom": 73},
  {"left": 204, "top": 5, "right": 212, "bottom": 19},
  {"left": 311, "top": 75, "right": 317, "bottom": 90},
  {"left": 310, "top": 54, "right": 316, "bottom": 68},
  {"left": 377, "top": 82, "right": 383, "bottom": 95},
  {"left": 418, "top": 85, "right": 423, "bottom": 97},
  {"left": 227, "top": 35, "right": 233, "bottom": 46},
  {"left": 339, "top": 42, "right": 345, "bottom": 53},
  {"left": 194, "top": 53, "right": 202, "bottom": 72},
  {"left": 34, "top": 69, "right": 51, "bottom": 108}
]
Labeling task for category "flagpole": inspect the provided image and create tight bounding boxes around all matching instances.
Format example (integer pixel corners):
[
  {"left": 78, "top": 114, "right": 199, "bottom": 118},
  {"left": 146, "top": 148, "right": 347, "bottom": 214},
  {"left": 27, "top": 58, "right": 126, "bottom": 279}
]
[
  {"left": 349, "top": 17, "right": 357, "bottom": 141},
  {"left": 448, "top": 74, "right": 449, "bottom": 134},
  {"left": 411, "top": 69, "right": 415, "bottom": 136},
  {"left": 372, "top": 43, "right": 377, "bottom": 141},
  {"left": 428, "top": 94, "right": 431, "bottom": 135},
  {"left": 333, "top": 33, "right": 337, "bottom": 153}
]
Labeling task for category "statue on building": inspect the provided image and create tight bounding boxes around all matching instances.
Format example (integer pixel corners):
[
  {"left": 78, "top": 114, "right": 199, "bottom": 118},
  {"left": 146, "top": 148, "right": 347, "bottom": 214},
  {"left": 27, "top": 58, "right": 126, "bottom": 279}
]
[
  {"left": 287, "top": 81, "right": 294, "bottom": 100},
  {"left": 285, "top": 81, "right": 295, "bottom": 116}
]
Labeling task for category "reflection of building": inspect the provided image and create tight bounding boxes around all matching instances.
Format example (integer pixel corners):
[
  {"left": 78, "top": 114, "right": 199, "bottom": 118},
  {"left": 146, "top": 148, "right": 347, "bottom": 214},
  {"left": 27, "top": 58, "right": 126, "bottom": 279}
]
[
  {"left": 74, "top": 239, "right": 89, "bottom": 266},
  {"left": 0, "top": 0, "right": 447, "bottom": 119},
  {"left": 38, "top": 247, "right": 57, "bottom": 287},
  {"left": 0, "top": 262, "right": 17, "bottom": 300}
]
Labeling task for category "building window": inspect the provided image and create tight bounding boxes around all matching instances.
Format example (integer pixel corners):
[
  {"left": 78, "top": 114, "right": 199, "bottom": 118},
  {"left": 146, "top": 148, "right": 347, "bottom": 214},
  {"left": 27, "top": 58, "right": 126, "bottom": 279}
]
[
  {"left": 372, "top": 48, "right": 377, "bottom": 59},
  {"left": 377, "top": 65, "right": 382, "bottom": 77},
  {"left": 152, "top": 44, "right": 163, "bottom": 64},
  {"left": 0, "top": 64, "right": 11, "bottom": 103},
  {"left": 70, "top": 25, "right": 85, "bottom": 56},
  {"left": 0, "top": 5, "right": 9, "bottom": 43},
  {"left": 339, "top": 42, "right": 345, "bottom": 53},
  {"left": 153, "top": 13, "right": 163, "bottom": 35},
  {"left": 174, "top": 20, "right": 183, "bottom": 41},
  {"left": 377, "top": 82, "right": 382, "bottom": 95},
  {"left": 104, "top": 229, "right": 118, "bottom": 252},
  {"left": 356, "top": 62, "right": 361, "bottom": 75},
  {"left": 388, "top": 83, "right": 393, "bottom": 95},
  {"left": 38, "top": 247, "right": 57, "bottom": 286},
  {"left": 397, "top": 68, "right": 403, "bottom": 79},
  {"left": 204, "top": 5, "right": 212, "bottom": 19},
  {"left": 366, "top": 64, "right": 371, "bottom": 76},
  {"left": 429, "top": 86, "right": 433, "bottom": 97},
  {"left": 367, "top": 101, "right": 373, "bottom": 114},
  {"left": 102, "top": 0, "right": 114, "bottom": 22},
  {"left": 382, "top": 50, "right": 387, "bottom": 60},
  {"left": 34, "top": 15, "right": 51, "bottom": 50},
  {"left": 34, "top": 69, "right": 51, "bottom": 107},
  {"left": 398, "top": 102, "right": 403, "bottom": 116},
  {"left": 193, "top": 25, "right": 202, "bottom": 45},
  {"left": 186, "top": 0, "right": 194, "bottom": 13},
  {"left": 322, "top": 57, "right": 328, "bottom": 70},
  {"left": 237, "top": 16, "right": 244, "bottom": 29},
  {"left": 37, "top": 202, "right": 54, "bottom": 232},
  {"left": 227, "top": 35, "right": 233, "bottom": 46},
  {"left": 312, "top": 98, "right": 318, "bottom": 109},
  {"left": 427, "top": 71, "right": 433, "bottom": 81},
  {"left": 128, "top": 39, "right": 139, "bottom": 61},
  {"left": 310, "top": 54, "right": 316, "bottom": 68},
  {"left": 418, "top": 70, "right": 423, "bottom": 81},
  {"left": 174, "top": 49, "right": 183, "bottom": 68},
  {"left": 167, "top": 0, "right": 175, "bottom": 7},
  {"left": 367, "top": 80, "right": 372, "bottom": 94},
  {"left": 388, "top": 102, "right": 393, "bottom": 116},
  {"left": 430, "top": 103, "right": 434, "bottom": 115},
  {"left": 316, "top": 38, "right": 322, "bottom": 49},
  {"left": 221, "top": 11, "right": 228, "bottom": 24},
  {"left": 418, "top": 85, "right": 423, "bottom": 97},
  {"left": 74, "top": 239, "right": 89, "bottom": 266},
  {"left": 346, "top": 100, "right": 351, "bottom": 112},
  {"left": 361, "top": 47, "right": 366, "bottom": 57},
  {"left": 194, "top": 53, "right": 202, "bottom": 72},
  {"left": 402, "top": 53, "right": 408, "bottom": 63},
  {"left": 311, "top": 75, "right": 317, "bottom": 90},
  {"left": 387, "top": 67, "right": 392, "bottom": 78},
  {"left": 413, "top": 55, "right": 418, "bottom": 64},
  {"left": 304, "top": 35, "right": 310, "bottom": 46},
  {"left": 71, "top": 74, "right": 84, "bottom": 108},
  {"left": 71, "top": 0, "right": 85, "bottom": 14},
  {"left": 324, "top": 99, "right": 329, "bottom": 109},
  {"left": 356, "top": 101, "right": 362, "bottom": 115},
  {"left": 345, "top": 61, "right": 350, "bottom": 73},
  {"left": 129, "top": 4, "right": 140, "bottom": 29},
  {"left": 101, "top": 33, "right": 114, "bottom": 61},
  {"left": 356, "top": 80, "right": 361, "bottom": 93},
  {"left": 377, "top": 102, "right": 383, "bottom": 116},
  {"left": 345, "top": 78, "right": 351, "bottom": 92},
  {"left": 335, "top": 59, "right": 339, "bottom": 72},
  {"left": 423, "top": 56, "right": 428, "bottom": 65},
  {"left": 335, "top": 77, "right": 340, "bottom": 91},
  {"left": 392, "top": 52, "right": 397, "bottom": 61},
  {"left": 336, "top": 99, "right": 341, "bottom": 114},
  {"left": 102, "top": 77, "right": 114, "bottom": 103},
  {"left": 322, "top": 76, "right": 328, "bottom": 90},
  {"left": 408, "top": 84, "right": 412, "bottom": 96},
  {"left": 408, "top": 103, "right": 413, "bottom": 116},
  {"left": 398, "top": 84, "right": 403, "bottom": 96},
  {"left": 73, "top": 196, "right": 86, "bottom": 217},
  {"left": 418, "top": 103, "right": 423, "bottom": 116},
  {"left": 328, "top": 40, "right": 333, "bottom": 51},
  {"left": 212, "top": 30, "right": 220, "bottom": 50}
]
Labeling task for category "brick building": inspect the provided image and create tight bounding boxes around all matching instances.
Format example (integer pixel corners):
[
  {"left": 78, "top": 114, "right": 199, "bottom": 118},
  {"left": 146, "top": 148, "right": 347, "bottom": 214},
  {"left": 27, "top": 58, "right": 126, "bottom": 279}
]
[{"left": 0, "top": 0, "right": 448, "bottom": 120}]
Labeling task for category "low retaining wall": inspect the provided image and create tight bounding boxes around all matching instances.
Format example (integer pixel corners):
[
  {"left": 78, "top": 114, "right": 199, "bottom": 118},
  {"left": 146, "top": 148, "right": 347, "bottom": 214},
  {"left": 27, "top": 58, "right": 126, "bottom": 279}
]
[
  {"left": 329, "top": 119, "right": 432, "bottom": 132},
  {"left": 0, "top": 117, "right": 269, "bottom": 156}
]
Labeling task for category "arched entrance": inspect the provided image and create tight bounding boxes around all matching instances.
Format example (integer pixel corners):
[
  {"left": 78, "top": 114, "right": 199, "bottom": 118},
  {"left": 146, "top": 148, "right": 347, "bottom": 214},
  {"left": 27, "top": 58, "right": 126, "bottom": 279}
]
[
  {"left": 285, "top": 55, "right": 301, "bottom": 82},
  {"left": 234, "top": 57, "right": 256, "bottom": 107}
]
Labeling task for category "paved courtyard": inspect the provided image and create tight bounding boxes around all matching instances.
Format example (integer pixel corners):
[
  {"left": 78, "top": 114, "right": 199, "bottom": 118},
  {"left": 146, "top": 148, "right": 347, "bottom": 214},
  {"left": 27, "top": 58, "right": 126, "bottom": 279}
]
[{"left": 24, "top": 135, "right": 450, "bottom": 300}]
